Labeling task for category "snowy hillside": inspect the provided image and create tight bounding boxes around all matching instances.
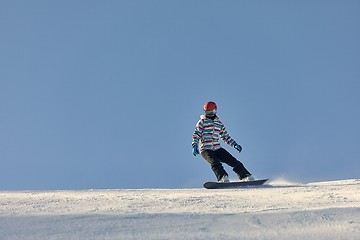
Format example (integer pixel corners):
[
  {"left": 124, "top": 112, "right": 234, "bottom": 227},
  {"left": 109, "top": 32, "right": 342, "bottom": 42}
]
[{"left": 1, "top": 179, "right": 359, "bottom": 240}]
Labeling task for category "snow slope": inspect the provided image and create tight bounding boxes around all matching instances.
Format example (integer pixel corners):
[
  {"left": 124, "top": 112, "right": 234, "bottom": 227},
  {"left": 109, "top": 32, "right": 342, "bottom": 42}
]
[{"left": 0, "top": 179, "right": 359, "bottom": 240}]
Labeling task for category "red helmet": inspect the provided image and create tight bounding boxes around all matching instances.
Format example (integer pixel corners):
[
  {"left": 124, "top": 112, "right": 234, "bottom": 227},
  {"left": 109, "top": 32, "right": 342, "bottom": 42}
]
[{"left": 203, "top": 101, "right": 217, "bottom": 116}]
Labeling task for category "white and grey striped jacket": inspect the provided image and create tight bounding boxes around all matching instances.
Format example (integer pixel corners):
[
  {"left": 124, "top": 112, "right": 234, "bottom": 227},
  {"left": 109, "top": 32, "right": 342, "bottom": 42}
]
[{"left": 192, "top": 115, "right": 237, "bottom": 152}]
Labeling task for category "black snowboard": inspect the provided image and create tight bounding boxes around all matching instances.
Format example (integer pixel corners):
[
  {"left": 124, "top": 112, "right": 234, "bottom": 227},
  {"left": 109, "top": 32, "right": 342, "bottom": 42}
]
[{"left": 203, "top": 179, "right": 269, "bottom": 189}]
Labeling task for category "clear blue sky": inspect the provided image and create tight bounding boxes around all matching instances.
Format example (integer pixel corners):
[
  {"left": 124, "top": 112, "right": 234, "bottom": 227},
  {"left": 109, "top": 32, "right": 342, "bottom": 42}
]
[{"left": 1, "top": 1, "right": 359, "bottom": 189}]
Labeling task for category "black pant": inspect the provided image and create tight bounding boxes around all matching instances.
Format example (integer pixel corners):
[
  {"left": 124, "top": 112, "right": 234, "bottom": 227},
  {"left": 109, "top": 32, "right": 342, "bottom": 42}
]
[{"left": 201, "top": 148, "right": 251, "bottom": 181}]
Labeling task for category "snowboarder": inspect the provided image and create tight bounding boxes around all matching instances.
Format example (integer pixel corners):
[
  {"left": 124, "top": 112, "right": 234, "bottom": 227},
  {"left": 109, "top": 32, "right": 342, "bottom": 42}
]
[{"left": 192, "top": 101, "right": 254, "bottom": 183}]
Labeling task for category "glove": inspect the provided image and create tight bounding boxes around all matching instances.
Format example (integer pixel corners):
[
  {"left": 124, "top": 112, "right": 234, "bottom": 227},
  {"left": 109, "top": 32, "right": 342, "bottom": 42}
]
[
  {"left": 234, "top": 143, "right": 242, "bottom": 153},
  {"left": 192, "top": 145, "right": 200, "bottom": 156}
]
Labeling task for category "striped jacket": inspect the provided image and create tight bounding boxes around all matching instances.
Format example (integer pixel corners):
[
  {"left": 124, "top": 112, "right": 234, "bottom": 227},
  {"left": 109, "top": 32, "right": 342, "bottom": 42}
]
[{"left": 192, "top": 115, "right": 238, "bottom": 152}]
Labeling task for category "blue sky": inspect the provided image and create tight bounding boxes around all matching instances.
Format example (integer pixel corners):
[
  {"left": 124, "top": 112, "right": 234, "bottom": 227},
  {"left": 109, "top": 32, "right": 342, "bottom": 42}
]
[{"left": 1, "top": 1, "right": 360, "bottom": 189}]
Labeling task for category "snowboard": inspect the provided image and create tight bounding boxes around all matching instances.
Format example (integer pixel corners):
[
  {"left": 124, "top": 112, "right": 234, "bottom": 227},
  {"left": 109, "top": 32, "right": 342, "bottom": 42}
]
[{"left": 203, "top": 179, "right": 269, "bottom": 189}]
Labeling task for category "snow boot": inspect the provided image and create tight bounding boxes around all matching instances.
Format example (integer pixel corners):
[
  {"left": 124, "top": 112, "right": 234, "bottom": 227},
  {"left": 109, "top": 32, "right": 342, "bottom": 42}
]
[
  {"left": 218, "top": 174, "right": 230, "bottom": 183},
  {"left": 240, "top": 174, "right": 255, "bottom": 182}
]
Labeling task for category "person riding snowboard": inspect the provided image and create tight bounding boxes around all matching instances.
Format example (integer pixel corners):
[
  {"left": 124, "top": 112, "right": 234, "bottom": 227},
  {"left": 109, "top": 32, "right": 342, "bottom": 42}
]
[{"left": 192, "top": 101, "right": 254, "bottom": 183}]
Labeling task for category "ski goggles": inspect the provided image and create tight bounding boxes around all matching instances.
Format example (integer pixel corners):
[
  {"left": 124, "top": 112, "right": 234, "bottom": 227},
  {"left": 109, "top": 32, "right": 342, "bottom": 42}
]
[{"left": 205, "top": 109, "right": 217, "bottom": 116}]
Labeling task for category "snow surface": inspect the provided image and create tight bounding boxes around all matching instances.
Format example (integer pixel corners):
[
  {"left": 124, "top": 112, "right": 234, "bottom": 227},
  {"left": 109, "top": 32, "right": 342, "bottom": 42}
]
[{"left": 0, "top": 179, "right": 359, "bottom": 240}]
